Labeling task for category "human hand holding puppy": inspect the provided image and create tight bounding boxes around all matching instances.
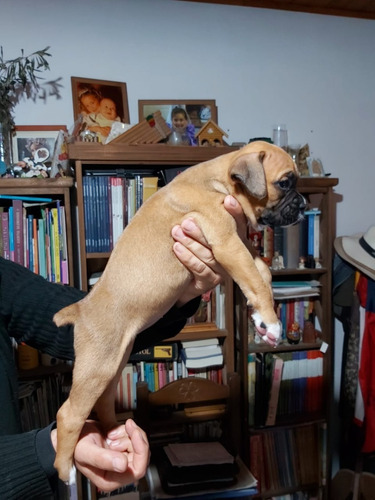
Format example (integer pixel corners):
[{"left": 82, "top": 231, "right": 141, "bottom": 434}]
[
  {"left": 51, "top": 419, "right": 149, "bottom": 493},
  {"left": 173, "top": 195, "right": 246, "bottom": 307}
]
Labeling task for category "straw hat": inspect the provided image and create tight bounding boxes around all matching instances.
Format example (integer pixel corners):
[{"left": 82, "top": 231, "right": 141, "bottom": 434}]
[{"left": 334, "top": 225, "right": 375, "bottom": 281}]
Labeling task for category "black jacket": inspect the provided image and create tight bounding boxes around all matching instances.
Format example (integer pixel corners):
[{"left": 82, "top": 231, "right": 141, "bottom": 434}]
[{"left": 0, "top": 257, "right": 199, "bottom": 499}]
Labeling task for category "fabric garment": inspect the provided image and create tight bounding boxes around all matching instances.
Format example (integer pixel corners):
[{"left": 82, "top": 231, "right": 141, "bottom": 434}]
[
  {"left": 357, "top": 275, "right": 375, "bottom": 453},
  {"left": 0, "top": 257, "right": 199, "bottom": 499}
]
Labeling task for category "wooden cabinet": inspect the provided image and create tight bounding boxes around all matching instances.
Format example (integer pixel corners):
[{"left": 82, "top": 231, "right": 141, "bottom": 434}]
[
  {"left": 235, "top": 177, "right": 339, "bottom": 499},
  {"left": 0, "top": 177, "right": 75, "bottom": 285}
]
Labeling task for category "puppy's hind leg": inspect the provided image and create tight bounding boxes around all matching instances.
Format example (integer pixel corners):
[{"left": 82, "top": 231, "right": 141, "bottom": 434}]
[
  {"left": 54, "top": 332, "right": 132, "bottom": 483},
  {"left": 94, "top": 341, "right": 135, "bottom": 433}
]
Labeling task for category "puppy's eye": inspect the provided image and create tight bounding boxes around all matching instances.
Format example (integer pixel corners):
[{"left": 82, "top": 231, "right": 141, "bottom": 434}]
[
  {"left": 276, "top": 172, "right": 297, "bottom": 191},
  {"left": 278, "top": 178, "right": 291, "bottom": 190}
]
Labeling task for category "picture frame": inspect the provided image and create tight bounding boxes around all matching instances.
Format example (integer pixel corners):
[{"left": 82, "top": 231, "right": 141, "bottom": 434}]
[
  {"left": 138, "top": 99, "right": 217, "bottom": 134},
  {"left": 307, "top": 157, "right": 325, "bottom": 177},
  {"left": 71, "top": 77, "right": 130, "bottom": 123},
  {"left": 12, "top": 125, "right": 66, "bottom": 165}
]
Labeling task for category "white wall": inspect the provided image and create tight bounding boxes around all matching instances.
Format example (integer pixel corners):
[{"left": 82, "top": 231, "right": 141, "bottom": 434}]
[{"left": 2, "top": 0, "right": 374, "bottom": 474}]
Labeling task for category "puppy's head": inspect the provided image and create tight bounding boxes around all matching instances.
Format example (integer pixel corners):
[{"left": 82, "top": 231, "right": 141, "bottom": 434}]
[{"left": 229, "top": 141, "right": 306, "bottom": 228}]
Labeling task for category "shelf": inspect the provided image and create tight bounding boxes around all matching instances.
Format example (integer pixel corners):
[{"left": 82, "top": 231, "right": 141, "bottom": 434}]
[
  {"left": 0, "top": 177, "right": 74, "bottom": 188},
  {"left": 247, "top": 340, "right": 323, "bottom": 354},
  {"left": 68, "top": 142, "right": 239, "bottom": 164}
]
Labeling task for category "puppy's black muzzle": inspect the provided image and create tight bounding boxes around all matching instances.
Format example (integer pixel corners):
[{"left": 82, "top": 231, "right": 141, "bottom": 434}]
[{"left": 258, "top": 190, "right": 306, "bottom": 228}]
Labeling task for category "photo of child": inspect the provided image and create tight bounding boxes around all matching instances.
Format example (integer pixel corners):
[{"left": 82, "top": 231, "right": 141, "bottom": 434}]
[
  {"left": 71, "top": 78, "right": 129, "bottom": 141},
  {"left": 78, "top": 88, "right": 101, "bottom": 115},
  {"left": 167, "top": 106, "right": 197, "bottom": 146},
  {"left": 83, "top": 97, "right": 121, "bottom": 141}
]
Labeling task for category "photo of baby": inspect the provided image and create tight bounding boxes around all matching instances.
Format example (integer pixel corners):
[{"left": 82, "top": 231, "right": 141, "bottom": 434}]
[{"left": 71, "top": 77, "right": 129, "bottom": 141}]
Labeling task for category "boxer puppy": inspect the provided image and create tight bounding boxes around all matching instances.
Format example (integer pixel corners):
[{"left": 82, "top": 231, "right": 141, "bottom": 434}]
[{"left": 54, "top": 141, "right": 305, "bottom": 482}]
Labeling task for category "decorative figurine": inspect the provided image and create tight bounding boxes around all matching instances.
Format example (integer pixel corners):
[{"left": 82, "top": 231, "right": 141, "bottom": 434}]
[
  {"left": 286, "top": 321, "right": 302, "bottom": 344},
  {"left": 271, "top": 251, "right": 285, "bottom": 270},
  {"left": 195, "top": 120, "right": 228, "bottom": 146},
  {"left": 298, "top": 256, "right": 306, "bottom": 269},
  {"left": 314, "top": 257, "right": 322, "bottom": 269}
]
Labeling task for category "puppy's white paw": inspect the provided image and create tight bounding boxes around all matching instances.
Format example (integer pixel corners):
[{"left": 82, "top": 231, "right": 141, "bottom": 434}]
[
  {"left": 68, "top": 465, "right": 77, "bottom": 486},
  {"left": 251, "top": 312, "right": 281, "bottom": 347}
]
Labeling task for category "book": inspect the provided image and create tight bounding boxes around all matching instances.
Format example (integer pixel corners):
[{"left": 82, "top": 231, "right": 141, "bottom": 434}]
[
  {"left": 129, "top": 343, "right": 178, "bottom": 362},
  {"left": 182, "top": 344, "right": 222, "bottom": 358},
  {"left": 181, "top": 338, "right": 219, "bottom": 349},
  {"left": 180, "top": 347, "right": 223, "bottom": 369},
  {"left": 282, "top": 223, "right": 300, "bottom": 269},
  {"left": 1, "top": 211, "right": 9, "bottom": 259},
  {"left": 305, "top": 208, "right": 321, "bottom": 261},
  {"left": 142, "top": 176, "right": 159, "bottom": 202},
  {"left": 248, "top": 353, "right": 256, "bottom": 426},
  {"left": 12, "top": 199, "right": 24, "bottom": 265},
  {"left": 265, "top": 355, "right": 284, "bottom": 426}
]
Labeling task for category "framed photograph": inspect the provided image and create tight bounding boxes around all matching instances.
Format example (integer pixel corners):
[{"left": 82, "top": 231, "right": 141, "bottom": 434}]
[
  {"left": 12, "top": 125, "right": 66, "bottom": 165},
  {"left": 71, "top": 77, "right": 130, "bottom": 123},
  {"left": 138, "top": 99, "right": 217, "bottom": 134},
  {"left": 307, "top": 157, "right": 325, "bottom": 177}
]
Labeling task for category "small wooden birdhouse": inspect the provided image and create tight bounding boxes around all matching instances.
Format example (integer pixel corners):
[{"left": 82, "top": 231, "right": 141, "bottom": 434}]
[{"left": 195, "top": 120, "right": 228, "bottom": 147}]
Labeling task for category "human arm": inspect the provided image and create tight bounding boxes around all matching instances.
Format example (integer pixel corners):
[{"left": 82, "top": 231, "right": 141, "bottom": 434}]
[{"left": 0, "top": 420, "right": 149, "bottom": 499}]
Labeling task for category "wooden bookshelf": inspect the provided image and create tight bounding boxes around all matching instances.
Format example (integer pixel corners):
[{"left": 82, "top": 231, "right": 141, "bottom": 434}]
[
  {"left": 236, "top": 176, "right": 339, "bottom": 500},
  {"left": 0, "top": 176, "right": 75, "bottom": 285},
  {"left": 68, "top": 143, "right": 239, "bottom": 373}
]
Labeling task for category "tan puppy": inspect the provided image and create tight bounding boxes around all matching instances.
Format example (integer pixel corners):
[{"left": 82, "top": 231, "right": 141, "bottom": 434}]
[{"left": 54, "top": 141, "right": 305, "bottom": 482}]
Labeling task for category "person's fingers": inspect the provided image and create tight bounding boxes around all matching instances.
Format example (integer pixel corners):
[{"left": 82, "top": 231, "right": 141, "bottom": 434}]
[
  {"left": 171, "top": 224, "right": 217, "bottom": 269},
  {"left": 173, "top": 241, "right": 222, "bottom": 285},
  {"left": 178, "top": 217, "right": 210, "bottom": 246},
  {"left": 76, "top": 435, "right": 128, "bottom": 473},
  {"left": 125, "top": 419, "right": 149, "bottom": 444},
  {"left": 223, "top": 195, "right": 247, "bottom": 238},
  {"left": 127, "top": 429, "right": 150, "bottom": 477}
]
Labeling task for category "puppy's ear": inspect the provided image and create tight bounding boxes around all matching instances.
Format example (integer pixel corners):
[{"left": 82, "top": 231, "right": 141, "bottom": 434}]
[{"left": 230, "top": 151, "right": 267, "bottom": 199}]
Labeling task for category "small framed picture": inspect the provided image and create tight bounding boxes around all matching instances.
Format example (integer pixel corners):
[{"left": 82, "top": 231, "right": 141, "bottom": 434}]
[
  {"left": 12, "top": 125, "right": 66, "bottom": 165},
  {"left": 71, "top": 77, "right": 130, "bottom": 123},
  {"left": 307, "top": 157, "right": 325, "bottom": 177},
  {"left": 138, "top": 99, "right": 217, "bottom": 134}
]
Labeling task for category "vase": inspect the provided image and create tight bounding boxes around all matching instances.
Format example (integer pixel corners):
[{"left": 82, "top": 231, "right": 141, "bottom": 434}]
[{"left": 0, "top": 121, "right": 13, "bottom": 174}]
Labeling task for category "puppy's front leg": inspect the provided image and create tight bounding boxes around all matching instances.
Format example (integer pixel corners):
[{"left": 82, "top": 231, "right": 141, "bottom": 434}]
[{"left": 213, "top": 234, "right": 280, "bottom": 345}]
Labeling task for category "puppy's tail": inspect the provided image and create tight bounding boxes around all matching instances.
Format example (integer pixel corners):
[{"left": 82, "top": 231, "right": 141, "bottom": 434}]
[{"left": 54, "top": 303, "right": 80, "bottom": 327}]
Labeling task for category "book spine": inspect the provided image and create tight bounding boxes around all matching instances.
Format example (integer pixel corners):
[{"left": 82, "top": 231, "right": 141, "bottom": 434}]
[
  {"left": 1, "top": 211, "right": 10, "bottom": 259},
  {"left": 265, "top": 356, "right": 284, "bottom": 426},
  {"left": 12, "top": 199, "right": 24, "bottom": 265}
]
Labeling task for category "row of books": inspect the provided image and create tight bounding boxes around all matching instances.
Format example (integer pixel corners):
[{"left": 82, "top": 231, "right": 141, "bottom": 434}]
[
  {"left": 247, "top": 350, "right": 324, "bottom": 427},
  {"left": 249, "top": 208, "right": 321, "bottom": 268},
  {"left": 250, "top": 422, "right": 326, "bottom": 495},
  {"left": 115, "top": 338, "right": 224, "bottom": 411},
  {"left": 82, "top": 174, "right": 159, "bottom": 253},
  {"left": 275, "top": 297, "right": 315, "bottom": 342},
  {"left": 0, "top": 196, "right": 70, "bottom": 283},
  {"left": 18, "top": 372, "right": 71, "bottom": 432}
]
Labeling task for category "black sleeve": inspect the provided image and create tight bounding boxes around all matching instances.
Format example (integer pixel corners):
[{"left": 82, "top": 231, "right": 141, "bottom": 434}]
[{"left": 0, "top": 423, "right": 58, "bottom": 499}]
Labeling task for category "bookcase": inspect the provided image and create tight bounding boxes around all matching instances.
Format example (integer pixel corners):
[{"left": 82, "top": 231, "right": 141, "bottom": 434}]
[
  {"left": 235, "top": 177, "right": 339, "bottom": 500},
  {"left": 68, "top": 142, "right": 238, "bottom": 349},
  {"left": 0, "top": 177, "right": 75, "bottom": 285}
]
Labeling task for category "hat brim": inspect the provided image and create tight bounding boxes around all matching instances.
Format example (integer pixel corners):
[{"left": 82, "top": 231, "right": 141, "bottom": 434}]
[{"left": 334, "top": 235, "right": 375, "bottom": 281}]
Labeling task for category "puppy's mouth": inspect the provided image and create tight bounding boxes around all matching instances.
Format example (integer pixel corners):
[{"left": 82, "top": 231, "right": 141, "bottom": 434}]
[{"left": 258, "top": 191, "right": 306, "bottom": 228}]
